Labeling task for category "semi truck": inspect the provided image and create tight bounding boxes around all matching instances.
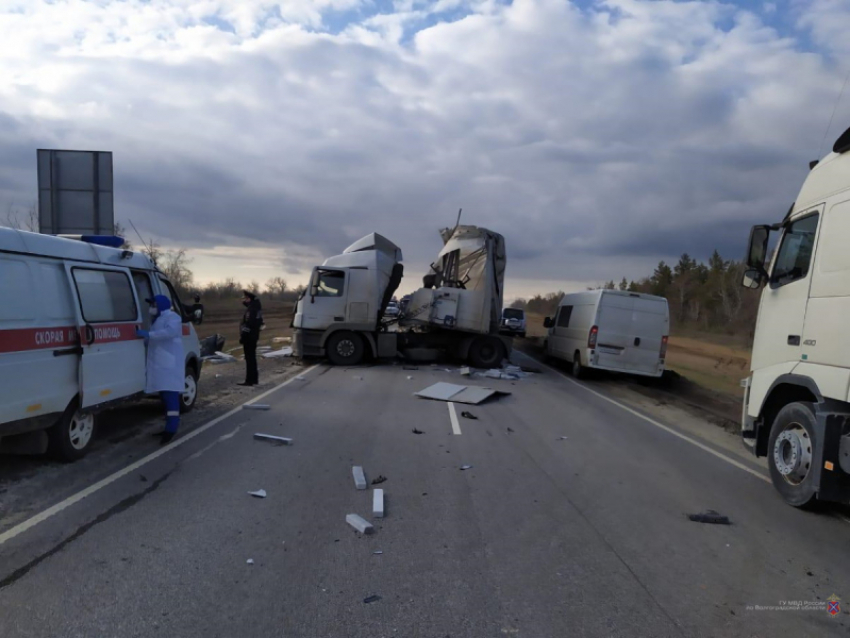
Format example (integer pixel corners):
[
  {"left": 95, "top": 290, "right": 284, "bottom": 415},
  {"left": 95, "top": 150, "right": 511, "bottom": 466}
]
[
  {"left": 740, "top": 124, "right": 850, "bottom": 507},
  {"left": 292, "top": 225, "right": 511, "bottom": 368}
]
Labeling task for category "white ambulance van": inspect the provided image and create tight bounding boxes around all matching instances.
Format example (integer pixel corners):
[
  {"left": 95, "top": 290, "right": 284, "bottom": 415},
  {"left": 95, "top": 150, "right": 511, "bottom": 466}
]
[
  {"left": 543, "top": 290, "right": 669, "bottom": 379},
  {"left": 0, "top": 227, "right": 202, "bottom": 461}
]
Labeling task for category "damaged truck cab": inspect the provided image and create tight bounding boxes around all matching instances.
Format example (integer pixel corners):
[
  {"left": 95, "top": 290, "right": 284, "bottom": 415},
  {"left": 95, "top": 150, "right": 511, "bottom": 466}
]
[{"left": 293, "top": 225, "right": 511, "bottom": 368}]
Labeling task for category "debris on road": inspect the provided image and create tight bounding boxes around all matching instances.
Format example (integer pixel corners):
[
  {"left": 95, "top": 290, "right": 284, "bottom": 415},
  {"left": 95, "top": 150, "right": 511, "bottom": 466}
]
[
  {"left": 262, "top": 347, "right": 293, "bottom": 359},
  {"left": 202, "top": 351, "right": 237, "bottom": 364},
  {"left": 507, "top": 427, "right": 514, "bottom": 433},
  {"left": 272, "top": 337, "right": 291, "bottom": 343},
  {"left": 415, "top": 382, "right": 510, "bottom": 405},
  {"left": 353, "top": 466, "right": 368, "bottom": 490},
  {"left": 353, "top": 376, "right": 363, "bottom": 380},
  {"left": 257, "top": 346, "right": 272, "bottom": 352},
  {"left": 407, "top": 376, "right": 413, "bottom": 380},
  {"left": 412, "top": 428, "right": 424, "bottom": 434},
  {"left": 246, "top": 559, "right": 255, "bottom": 565},
  {"left": 520, "top": 365, "right": 542, "bottom": 374},
  {"left": 688, "top": 510, "right": 731, "bottom": 525},
  {"left": 402, "top": 365, "right": 419, "bottom": 370},
  {"left": 253, "top": 433, "right": 293, "bottom": 446},
  {"left": 373, "top": 550, "right": 383, "bottom": 555},
  {"left": 373, "top": 489, "right": 385, "bottom": 518},
  {"left": 460, "top": 411, "right": 478, "bottom": 420},
  {"left": 557, "top": 436, "right": 568, "bottom": 440},
  {"left": 243, "top": 404, "right": 271, "bottom": 411},
  {"left": 248, "top": 489, "right": 267, "bottom": 498},
  {"left": 363, "top": 595, "right": 382, "bottom": 604},
  {"left": 296, "top": 375, "right": 306, "bottom": 380},
  {"left": 371, "top": 475, "right": 387, "bottom": 485},
  {"left": 460, "top": 465, "right": 473, "bottom": 471},
  {"left": 346, "top": 513, "right": 375, "bottom": 535},
  {"left": 460, "top": 367, "right": 471, "bottom": 376}
]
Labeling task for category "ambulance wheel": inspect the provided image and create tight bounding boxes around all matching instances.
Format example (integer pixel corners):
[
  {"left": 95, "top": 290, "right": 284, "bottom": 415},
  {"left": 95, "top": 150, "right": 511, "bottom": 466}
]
[
  {"left": 48, "top": 401, "right": 95, "bottom": 462},
  {"left": 326, "top": 331, "right": 365, "bottom": 366},
  {"left": 181, "top": 366, "right": 199, "bottom": 413},
  {"left": 767, "top": 402, "right": 818, "bottom": 508},
  {"left": 468, "top": 337, "right": 504, "bottom": 369}
]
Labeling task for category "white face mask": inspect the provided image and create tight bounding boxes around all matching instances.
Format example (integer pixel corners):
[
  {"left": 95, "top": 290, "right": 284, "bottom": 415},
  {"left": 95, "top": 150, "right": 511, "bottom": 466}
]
[{"left": 149, "top": 307, "right": 159, "bottom": 316}]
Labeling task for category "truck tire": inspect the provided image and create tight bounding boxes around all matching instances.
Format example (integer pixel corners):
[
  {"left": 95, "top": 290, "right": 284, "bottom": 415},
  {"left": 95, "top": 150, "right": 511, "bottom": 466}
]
[
  {"left": 181, "top": 365, "right": 199, "bottom": 413},
  {"left": 572, "top": 351, "right": 586, "bottom": 379},
  {"left": 767, "top": 402, "right": 818, "bottom": 508},
  {"left": 468, "top": 337, "right": 504, "bottom": 369},
  {"left": 47, "top": 401, "right": 95, "bottom": 462},
  {"left": 326, "top": 331, "right": 365, "bottom": 366}
]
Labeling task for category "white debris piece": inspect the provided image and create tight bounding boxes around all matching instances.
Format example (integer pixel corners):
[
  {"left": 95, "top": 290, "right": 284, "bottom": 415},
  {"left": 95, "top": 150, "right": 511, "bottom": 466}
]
[
  {"left": 248, "top": 489, "right": 267, "bottom": 498},
  {"left": 415, "top": 382, "right": 510, "bottom": 405},
  {"left": 373, "top": 489, "right": 385, "bottom": 519},
  {"left": 257, "top": 346, "right": 273, "bottom": 352},
  {"left": 557, "top": 436, "right": 568, "bottom": 441},
  {"left": 246, "top": 559, "right": 255, "bottom": 565},
  {"left": 243, "top": 404, "right": 271, "bottom": 411},
  {"left": 253, "top": 433, "right": 292, "bottom": 445},
  {"left": 346, "top": 513, "right": 375, "bottom": 535},
  {"left": 272, "top": 337, "right": 292, "bottom": 343},
  {"left": 373, "top": 550, "right": 383, "bottom": 555},
  {"left": 203, "top": 351, "right": 238, "bottom": 364},
  {"left": 262, "top": 347, "right": 293, "bottom": 359},
  {"left": 296, "top": 375, "right": 306, "bottom": 380},
  {"left": 353, "top": 466, "right": 367, "bottom": 490},
  {"left": 460, "top": 367, "right": 471, "bottom": 376},
  {"left": 407, "top": 376, "right": 413, "bottom": 380}
]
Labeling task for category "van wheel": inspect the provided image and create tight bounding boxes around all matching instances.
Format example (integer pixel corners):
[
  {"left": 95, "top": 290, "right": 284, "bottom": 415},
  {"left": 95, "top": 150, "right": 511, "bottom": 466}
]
[
  {"left": 48, "top": 402, "right": 95, "bottom": 462},
  {"left": 468, "top": 337, "right": 504, "bottom": 369},
  {"left": 181, "top": 366, "right": 199, "bottom": 413},
  {"left": 572, "top": 351, "right": 586, "bottom": 379},
  {"left": 767, "top": 402, "right": 818, "bottom": 508},
  {"left": 326, "top": 331, "right": 365, "bottom": 366}
]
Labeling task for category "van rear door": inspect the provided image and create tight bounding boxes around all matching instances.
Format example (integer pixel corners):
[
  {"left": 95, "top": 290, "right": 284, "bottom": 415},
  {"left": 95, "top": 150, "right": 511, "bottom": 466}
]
[
  {"left": 595, "top": 294, "right": 668, "bottom": 376},
  {"left": 65, "top": 265, "right": 146, "bottom": 408}
]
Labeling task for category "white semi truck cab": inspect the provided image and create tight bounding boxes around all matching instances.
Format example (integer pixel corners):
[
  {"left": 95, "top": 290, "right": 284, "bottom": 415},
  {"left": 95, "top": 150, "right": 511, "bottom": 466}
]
[
  {"left": 292, "top": 225, "right": 511, "bottom": 368},
  {"left": 741, "top": 124, "right": 850, "bottom": 507}
]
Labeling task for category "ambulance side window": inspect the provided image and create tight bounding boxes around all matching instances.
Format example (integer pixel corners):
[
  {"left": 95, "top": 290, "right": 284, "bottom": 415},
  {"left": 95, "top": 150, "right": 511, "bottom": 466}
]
[
  {"left": 72, "top": 269, "right": 137, "bottom": 323},
  {"left": 0, "top": 259, "right": 35, "bottom": 322},
  {"left": 132, "top": 272, "right": 155, "bottom": 328},
  {"left": 158, "top": 278, "right": 187, "bottom": 321}
]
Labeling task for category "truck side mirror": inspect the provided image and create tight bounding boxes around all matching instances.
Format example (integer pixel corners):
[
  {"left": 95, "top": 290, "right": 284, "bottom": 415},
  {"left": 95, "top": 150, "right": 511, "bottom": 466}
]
[
  {"left": 543, "top": 317, "right": 553, "bottom": 328},
  {"left": 741, "top": 269, "right": 763, "bottom": 290},
  {"left": 310, "top": 283, "right": 318, "bottom": 303},
  {"left": 746, "top": 225, "right": 770, "bottom": 275}
]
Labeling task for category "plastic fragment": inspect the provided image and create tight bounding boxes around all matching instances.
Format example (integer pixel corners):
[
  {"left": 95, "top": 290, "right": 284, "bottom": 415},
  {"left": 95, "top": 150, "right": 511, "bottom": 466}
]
[
  {"left": 688, "top": 510, "right": 731, "bottom": 525},
  {"left": 460, "top": 465, "right": 473, "bottom": 471},
  {"left": 460, "top": 411, "right": 478, "bottom": 420},
  {"left": 363, "top": 595, "right": 381, "bottom": 604},
  {"left": 346, "top": 513, "right": 374, "bottom": 535},
  {"left": 243, "top": 404, "right": 271, "bottom": 411},
  {"left": 371, "top": 475, "right": 387, "bottom": 485},
  {"left": 248, "top": 489, "right": 267, "bottom": 498}
]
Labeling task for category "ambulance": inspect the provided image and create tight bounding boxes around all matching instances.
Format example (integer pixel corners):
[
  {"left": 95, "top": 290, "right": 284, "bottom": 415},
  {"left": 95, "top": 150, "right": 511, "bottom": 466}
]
[{"left": 0, "top": 227, "right": 202, "bottom": 460}]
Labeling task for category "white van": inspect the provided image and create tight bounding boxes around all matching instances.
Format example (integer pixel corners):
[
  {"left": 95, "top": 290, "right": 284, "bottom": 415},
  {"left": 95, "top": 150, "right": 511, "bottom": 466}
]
[
  {"left": 0, "top": 227, "right": 202, "bottom": 461},
  {"left": 543, "top": 290, "right": 669, "bottom": 379}
]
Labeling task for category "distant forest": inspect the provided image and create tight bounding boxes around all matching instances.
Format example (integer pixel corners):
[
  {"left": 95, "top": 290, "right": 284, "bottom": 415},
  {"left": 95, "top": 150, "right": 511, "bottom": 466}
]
[{"left": 511, "top": 252, "right": 761, "bottom": 342}]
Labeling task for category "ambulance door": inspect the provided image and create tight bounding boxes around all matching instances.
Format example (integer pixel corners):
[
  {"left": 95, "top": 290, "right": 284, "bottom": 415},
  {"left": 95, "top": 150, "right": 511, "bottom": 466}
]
[{"left": 65, "top": 265, "right": 146, "bottom": 408}]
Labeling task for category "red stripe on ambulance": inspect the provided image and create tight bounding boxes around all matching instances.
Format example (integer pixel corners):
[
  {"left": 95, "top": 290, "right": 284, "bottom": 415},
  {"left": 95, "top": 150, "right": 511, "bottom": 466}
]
[{"left": 0, "top": 326, "right": 79, "bottom": 354}]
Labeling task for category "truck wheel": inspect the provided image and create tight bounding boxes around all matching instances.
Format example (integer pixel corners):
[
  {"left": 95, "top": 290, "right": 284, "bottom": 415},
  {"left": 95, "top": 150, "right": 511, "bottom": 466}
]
[
  {"left": 326, "top": 331, "right": 365, "bottom": 366},
  {"left": 468, "top": 337, "right": 504, "bottom": 369},
  {"left": 572, "top": 351, "right": 586, "bottom": 379},
  {"left": 767, "top": 402, "right": 818, "bottom": 508},
  {"left": 181, "top": 366, "right": 199, "bottom": 413},
  {"left": 47, "top": 401, "right": 95, "bottom": 462}
]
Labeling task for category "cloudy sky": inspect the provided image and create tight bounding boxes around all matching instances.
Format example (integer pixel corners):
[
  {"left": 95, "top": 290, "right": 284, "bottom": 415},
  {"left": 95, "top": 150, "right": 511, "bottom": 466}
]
[{"left": 1, "top": 0, "right": 849, "bottom": 300}]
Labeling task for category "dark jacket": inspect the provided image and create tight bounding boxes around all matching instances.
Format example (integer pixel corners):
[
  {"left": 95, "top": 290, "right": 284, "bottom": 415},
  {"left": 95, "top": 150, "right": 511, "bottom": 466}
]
[{"left": 239, "top": 298, "right": 263, "bottom": 344}]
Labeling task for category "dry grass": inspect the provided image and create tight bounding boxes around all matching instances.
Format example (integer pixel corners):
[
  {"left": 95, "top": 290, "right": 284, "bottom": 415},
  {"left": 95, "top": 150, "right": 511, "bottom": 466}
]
[
  {"left": 524, "top": 312, "right": 750, "bottom": 400},
  {"left": 198, "top": 298, "right": 295, "bottom": 352}
]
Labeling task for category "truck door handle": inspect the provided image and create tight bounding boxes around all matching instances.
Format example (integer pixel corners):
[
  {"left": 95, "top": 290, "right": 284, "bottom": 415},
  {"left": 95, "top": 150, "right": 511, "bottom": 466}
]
[{"left": 788, "top": 335, "right": 801, "bottom": 346}]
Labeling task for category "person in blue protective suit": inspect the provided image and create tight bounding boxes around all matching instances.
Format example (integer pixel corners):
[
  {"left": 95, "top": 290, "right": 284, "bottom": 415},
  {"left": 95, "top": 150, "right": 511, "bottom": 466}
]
[{"left": 136, "top": 295, "right": 185, "bottom": 445}]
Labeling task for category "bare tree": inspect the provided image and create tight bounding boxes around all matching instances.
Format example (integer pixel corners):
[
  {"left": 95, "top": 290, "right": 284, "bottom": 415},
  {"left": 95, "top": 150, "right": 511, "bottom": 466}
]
[
  {"left": 3, "top": 202, "right": 38, "bottom": 232},
  {"left": 160, "top": 249, "right": 194, "bottom": 297},
  {"left": 265, "top": 276, "right": 288, "bottom": 299}
]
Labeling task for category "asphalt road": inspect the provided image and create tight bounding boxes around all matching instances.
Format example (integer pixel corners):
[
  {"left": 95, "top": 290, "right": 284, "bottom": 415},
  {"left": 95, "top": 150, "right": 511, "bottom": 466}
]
[{"left": 1, "top": 355, "right": 849, "bottom": 637}]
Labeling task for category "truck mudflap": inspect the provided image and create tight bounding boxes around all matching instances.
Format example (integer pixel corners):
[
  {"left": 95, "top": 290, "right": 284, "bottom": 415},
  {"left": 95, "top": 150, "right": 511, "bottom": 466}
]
[{"left": 814, "top": 411, "right": 850, "bottom": 505}]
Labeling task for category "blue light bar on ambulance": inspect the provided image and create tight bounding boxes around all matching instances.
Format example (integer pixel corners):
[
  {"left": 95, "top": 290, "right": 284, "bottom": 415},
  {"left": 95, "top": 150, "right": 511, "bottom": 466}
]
[{"left": 79, "top": 235, "right": 126, "bottom": 248}]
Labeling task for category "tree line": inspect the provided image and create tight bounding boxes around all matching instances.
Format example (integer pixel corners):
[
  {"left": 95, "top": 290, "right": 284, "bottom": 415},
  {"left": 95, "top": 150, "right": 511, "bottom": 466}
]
[{"left": 512, "top": 251, "right": 760, "bottom": 342}]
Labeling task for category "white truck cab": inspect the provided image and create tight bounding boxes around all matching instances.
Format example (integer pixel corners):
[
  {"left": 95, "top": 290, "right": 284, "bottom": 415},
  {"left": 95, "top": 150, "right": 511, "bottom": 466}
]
[
  {"left": 0, "top": 228, "right": 202, "bottom": 460},
  {"left": 741, "top": 124, "right": 850, "bottom": 506}
]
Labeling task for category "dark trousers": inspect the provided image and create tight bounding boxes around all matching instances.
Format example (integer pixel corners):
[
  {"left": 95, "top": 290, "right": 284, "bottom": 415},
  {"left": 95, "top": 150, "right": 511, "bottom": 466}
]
[
  {"left": 243, "top": 339, "right": 259, "bottom": 384},
  {"left": 160, "top": 391, "right": 181, "bottom": 433}
]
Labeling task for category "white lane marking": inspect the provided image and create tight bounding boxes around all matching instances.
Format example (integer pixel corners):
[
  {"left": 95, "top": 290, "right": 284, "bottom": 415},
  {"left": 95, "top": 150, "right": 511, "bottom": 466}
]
[
  {"left": 521, "top": 353, "right": 770, "bottom": 485},
  {"left": 448, "top": 402, "right": 462, "bottom": 435},
  {"left": 0, "top": 364, "right": 321, "bottom": 547}
]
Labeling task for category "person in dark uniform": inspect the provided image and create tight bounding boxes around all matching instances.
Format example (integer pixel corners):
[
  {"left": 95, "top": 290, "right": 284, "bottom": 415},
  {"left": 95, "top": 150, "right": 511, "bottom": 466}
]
[{"left": 238, "top": 290, "right": 263, "bottom": 386}]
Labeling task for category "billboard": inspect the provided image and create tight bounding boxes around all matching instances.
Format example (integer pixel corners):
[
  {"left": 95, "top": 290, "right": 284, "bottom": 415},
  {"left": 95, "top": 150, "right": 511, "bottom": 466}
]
[{"left": 37, "top": 149, "right": 114, "bottom": 235}]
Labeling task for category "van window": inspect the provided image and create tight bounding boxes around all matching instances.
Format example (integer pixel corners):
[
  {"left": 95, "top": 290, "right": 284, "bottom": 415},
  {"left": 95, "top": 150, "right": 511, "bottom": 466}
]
[
  {"left": 133, "top": 272, "right": 155, "bottom": 327},
  {"left": 158, "top": 278, "right": 187, "bottom": 321},
  {"left": 72, "top": 269, "right": 137, "bottom": 323},
  {"left": 557, "top": 305, "right": 573, "bottom": 327},
  {"left": 317, "top": 270, "right": 345, "bottom": 297},
  {"left": 771, "top": 214, "right": 819, "bottom": 287},
  {"left": 40, "top": 264, "right": 75, "bottom": 321},
  {"left": 0, "top": 260, "right": 35, "bottom": 322}
]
